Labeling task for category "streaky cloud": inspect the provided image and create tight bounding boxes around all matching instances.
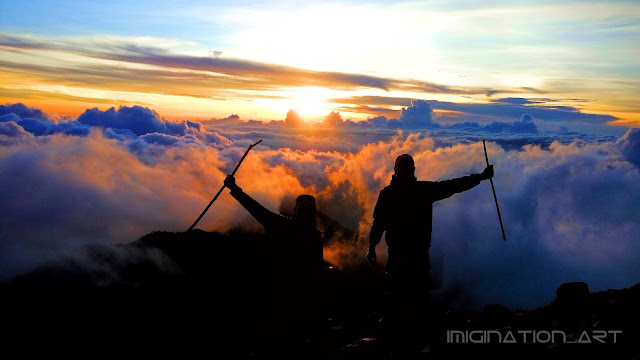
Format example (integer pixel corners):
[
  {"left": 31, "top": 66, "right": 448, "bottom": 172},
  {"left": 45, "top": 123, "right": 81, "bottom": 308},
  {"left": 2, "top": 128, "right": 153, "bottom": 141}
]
[{"left": 0, "top": 33, "right": 540, "bottom": 96}]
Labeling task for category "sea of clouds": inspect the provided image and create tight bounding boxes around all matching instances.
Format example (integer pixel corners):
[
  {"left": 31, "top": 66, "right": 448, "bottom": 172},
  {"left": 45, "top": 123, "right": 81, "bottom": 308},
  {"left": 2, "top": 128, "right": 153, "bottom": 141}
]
[{"left": 1, "top": 102, "right": 639, "bottom": 310}]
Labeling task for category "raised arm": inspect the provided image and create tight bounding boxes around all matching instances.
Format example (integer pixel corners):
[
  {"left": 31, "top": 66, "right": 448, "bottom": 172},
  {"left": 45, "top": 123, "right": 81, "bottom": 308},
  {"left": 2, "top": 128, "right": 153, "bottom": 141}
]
[
  {"left": 431, "top": 165, "right": 493, "bottom": 202},
  {"left": 224, "top": 175, "right": 285, "bottom": 231}
]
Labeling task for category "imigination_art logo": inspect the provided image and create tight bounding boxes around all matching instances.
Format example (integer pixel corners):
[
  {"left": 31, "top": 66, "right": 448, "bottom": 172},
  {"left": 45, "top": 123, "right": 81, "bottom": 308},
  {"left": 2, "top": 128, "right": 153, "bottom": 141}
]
[{"left": 446, "top": 330, "right": 622, "bottom": 344}]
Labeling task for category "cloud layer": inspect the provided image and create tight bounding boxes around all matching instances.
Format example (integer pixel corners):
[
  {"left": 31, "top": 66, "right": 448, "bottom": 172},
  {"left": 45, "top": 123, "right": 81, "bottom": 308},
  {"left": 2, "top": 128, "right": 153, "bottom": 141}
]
[
  {"left": 330, "top": 96, "right": 618, "bottom": 125},
  {"left": 1, "top": 103, "right": 639, "bottom": 311}
]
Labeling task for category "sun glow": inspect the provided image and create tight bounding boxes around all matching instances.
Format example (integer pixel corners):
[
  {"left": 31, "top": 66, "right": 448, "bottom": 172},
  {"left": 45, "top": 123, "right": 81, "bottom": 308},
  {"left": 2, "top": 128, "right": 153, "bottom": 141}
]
[
  {"left": 254, "top": 86, "right": 337, "bottom": 122},
  {"left": 290, "top": 87, "right": 333, "bottom": 120}
]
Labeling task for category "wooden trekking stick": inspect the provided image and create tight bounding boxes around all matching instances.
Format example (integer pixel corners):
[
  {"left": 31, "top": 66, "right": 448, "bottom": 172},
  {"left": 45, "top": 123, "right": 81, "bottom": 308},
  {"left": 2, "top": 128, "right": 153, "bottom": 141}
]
[
  {"left": 483, "top": 140, "right": 507, "bottom": 241},
  {"left": 187, "top": 140, "right": 263, "bottom": 231}
]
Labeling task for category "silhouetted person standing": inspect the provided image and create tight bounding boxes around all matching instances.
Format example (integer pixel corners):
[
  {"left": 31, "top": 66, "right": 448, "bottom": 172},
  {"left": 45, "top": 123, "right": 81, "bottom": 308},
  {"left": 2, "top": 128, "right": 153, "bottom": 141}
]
[
  {"left": 367, "top": 154, "right": 493, "bottom": 355},
  {"left": 223, "top": 175, "right": 324, "bottom": 337},
  {"left": 224, "top": 175, "right": 323, "bottom": 268}
]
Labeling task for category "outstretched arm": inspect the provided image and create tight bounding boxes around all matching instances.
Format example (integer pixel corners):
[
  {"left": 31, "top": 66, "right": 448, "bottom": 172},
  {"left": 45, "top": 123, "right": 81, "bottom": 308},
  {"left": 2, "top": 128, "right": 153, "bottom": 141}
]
[
  {"left": 224, "top": 175, "right": 284, "bottom": 231},
  {"left": 432, "top": 165, "right": 493, "bottom": 201}
]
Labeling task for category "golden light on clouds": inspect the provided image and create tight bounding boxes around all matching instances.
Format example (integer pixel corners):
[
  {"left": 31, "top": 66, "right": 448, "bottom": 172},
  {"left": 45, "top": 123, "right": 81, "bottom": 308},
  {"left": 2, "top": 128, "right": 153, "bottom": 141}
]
[
  {"left": 283, "top": 87, "right": 335, "bottom": 121},
  {"left": 1, "top": 27, "right": 638, "bottom": 126}
]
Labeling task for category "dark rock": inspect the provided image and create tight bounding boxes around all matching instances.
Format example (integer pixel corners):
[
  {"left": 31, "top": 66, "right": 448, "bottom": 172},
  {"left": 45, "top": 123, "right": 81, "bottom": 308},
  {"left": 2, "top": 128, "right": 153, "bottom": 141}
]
[
  {"left": 551, "top": 281, "right": 590, "bottom": 312},
  {"left": 555, "top": 281, "right": 590, "bottom": 302},
  {"left": 2, "top": 234, "right": 639, "bottom": 360},
  {"left": 482, "top": 304, "right": 513, "bottom": 328}
]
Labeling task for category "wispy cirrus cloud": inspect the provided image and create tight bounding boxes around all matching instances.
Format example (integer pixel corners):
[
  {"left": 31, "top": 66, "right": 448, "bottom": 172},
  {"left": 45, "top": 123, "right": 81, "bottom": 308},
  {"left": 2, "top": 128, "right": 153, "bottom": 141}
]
[
  {"left": 0, "top": 87, "right": 151, "bottom": 106},
  {"left": 0, "top": 33, "right": 538, "bottom": 97}
]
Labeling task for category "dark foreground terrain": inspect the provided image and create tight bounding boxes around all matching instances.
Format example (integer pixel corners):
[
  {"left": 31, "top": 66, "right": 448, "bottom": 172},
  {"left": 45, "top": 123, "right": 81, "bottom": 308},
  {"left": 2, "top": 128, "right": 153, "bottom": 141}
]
[{"left": 2, "top": 230, "right": 639, "bottom": 359}]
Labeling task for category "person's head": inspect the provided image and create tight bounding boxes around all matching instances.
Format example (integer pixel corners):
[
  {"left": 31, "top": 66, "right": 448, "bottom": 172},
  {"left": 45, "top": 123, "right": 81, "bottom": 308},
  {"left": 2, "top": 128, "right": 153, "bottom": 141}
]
[
  {"left": 294, "top": 194, "right": 317, "bottom": 226},
  {"left": 394, "top": 154, "right": 415, "bottom": 180}
]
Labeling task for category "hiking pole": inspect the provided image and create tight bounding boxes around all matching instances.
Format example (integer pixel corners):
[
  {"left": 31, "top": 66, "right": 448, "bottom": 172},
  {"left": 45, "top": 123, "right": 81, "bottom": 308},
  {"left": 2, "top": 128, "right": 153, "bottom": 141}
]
[
  {"left": 483, "top": 140, "right": 506, "bottom": 241},
  {"left": 187, "top": 140, "right": 263, "bottom": 231}
]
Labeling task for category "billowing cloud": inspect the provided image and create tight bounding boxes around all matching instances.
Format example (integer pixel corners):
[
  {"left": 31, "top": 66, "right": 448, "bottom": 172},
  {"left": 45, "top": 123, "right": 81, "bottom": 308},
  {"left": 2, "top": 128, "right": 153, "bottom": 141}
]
[
  {"left": 520, "top": 113, "right": 533, "bottom": 123},
  {"left": 0, "top": 121, "right": 34, "bottom": 145},
  {"left": 331, "top": 96, "right": 618, "bottom": 125},
  {"left": 0, "top": 100, "right": 587, "bottom": 157},
  {"left": 0, "top": 121, "right": 29, "bottom": 137},
  {"left": 312, "top": 100, "right": 537, "bottom": 134},
  {"left": 1, "top": 103, "right": 638, "bottom": 313},
  {"left": 0, "top": 103, "right": 55, "bottom": 122},
  {"left": 14, "top": 117, "right": 91, "bottom": 136},
  {"left": 617, "top": 128, "right": 640, "bottom": 167},
  {"left": 78, "top": 106, "right": 203, "bottom": 136},
  {"left": 398, "top": 99, "right": 438, "bottom": 128},
  {"left": 284, "top": 109, "right": 304, "bottom": 127},
  {"left": 322, "top": 111, "right": 343, "bottom": 127},
  {"left": 1, "top": 104, "right": 231, "bottom": 150},
  {"left": 448, "top": 114, "right": 538, "bottom": 134},
  {"left": 201, "top": 114, "right": 242, "bottom": 126},
  {"left": 0, "top": 130, "right": 305, "bottom": 280},
  {"left": 1, "top": 104, "right": 90, "bottom": 136}
]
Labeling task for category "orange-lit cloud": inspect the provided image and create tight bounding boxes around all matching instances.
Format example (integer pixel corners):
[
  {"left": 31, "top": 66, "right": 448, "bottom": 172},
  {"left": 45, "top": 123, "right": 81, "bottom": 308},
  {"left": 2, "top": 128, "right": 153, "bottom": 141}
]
[
  {"left": 1, "top": 33, "right": 509, "bottom": 94},
  {"left": 1, "top": 33, "right": 559, "bottom": 122},
  {"left": 2, "top": 101, "right": 640, "bottom": 310},
  {"left": 3, "top": 32, "right": 637, "bottom": 126}
]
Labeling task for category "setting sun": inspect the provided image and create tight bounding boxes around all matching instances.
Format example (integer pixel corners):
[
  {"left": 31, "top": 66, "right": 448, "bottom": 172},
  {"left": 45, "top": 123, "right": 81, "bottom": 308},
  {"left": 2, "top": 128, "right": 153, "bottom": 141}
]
[
  {"left": 254, "top": 86, "right": 337, "bottom": 122},
  {"left": 291, "top": 87, "right": 332, "bottom": 120}
]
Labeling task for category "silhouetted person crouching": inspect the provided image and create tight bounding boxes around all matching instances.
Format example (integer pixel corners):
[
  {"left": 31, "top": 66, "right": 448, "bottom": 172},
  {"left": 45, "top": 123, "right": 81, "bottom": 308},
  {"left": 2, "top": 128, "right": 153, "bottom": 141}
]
[{"left": 367, "top": 154, "right": 493, "bottom": 354}]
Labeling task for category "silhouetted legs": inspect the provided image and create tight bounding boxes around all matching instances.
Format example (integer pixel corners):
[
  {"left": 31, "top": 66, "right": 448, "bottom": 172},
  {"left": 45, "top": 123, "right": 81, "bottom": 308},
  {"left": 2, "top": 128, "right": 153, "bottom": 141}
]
[{"left": 383, "top": 262, "right": 431, "bottom": 356}]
